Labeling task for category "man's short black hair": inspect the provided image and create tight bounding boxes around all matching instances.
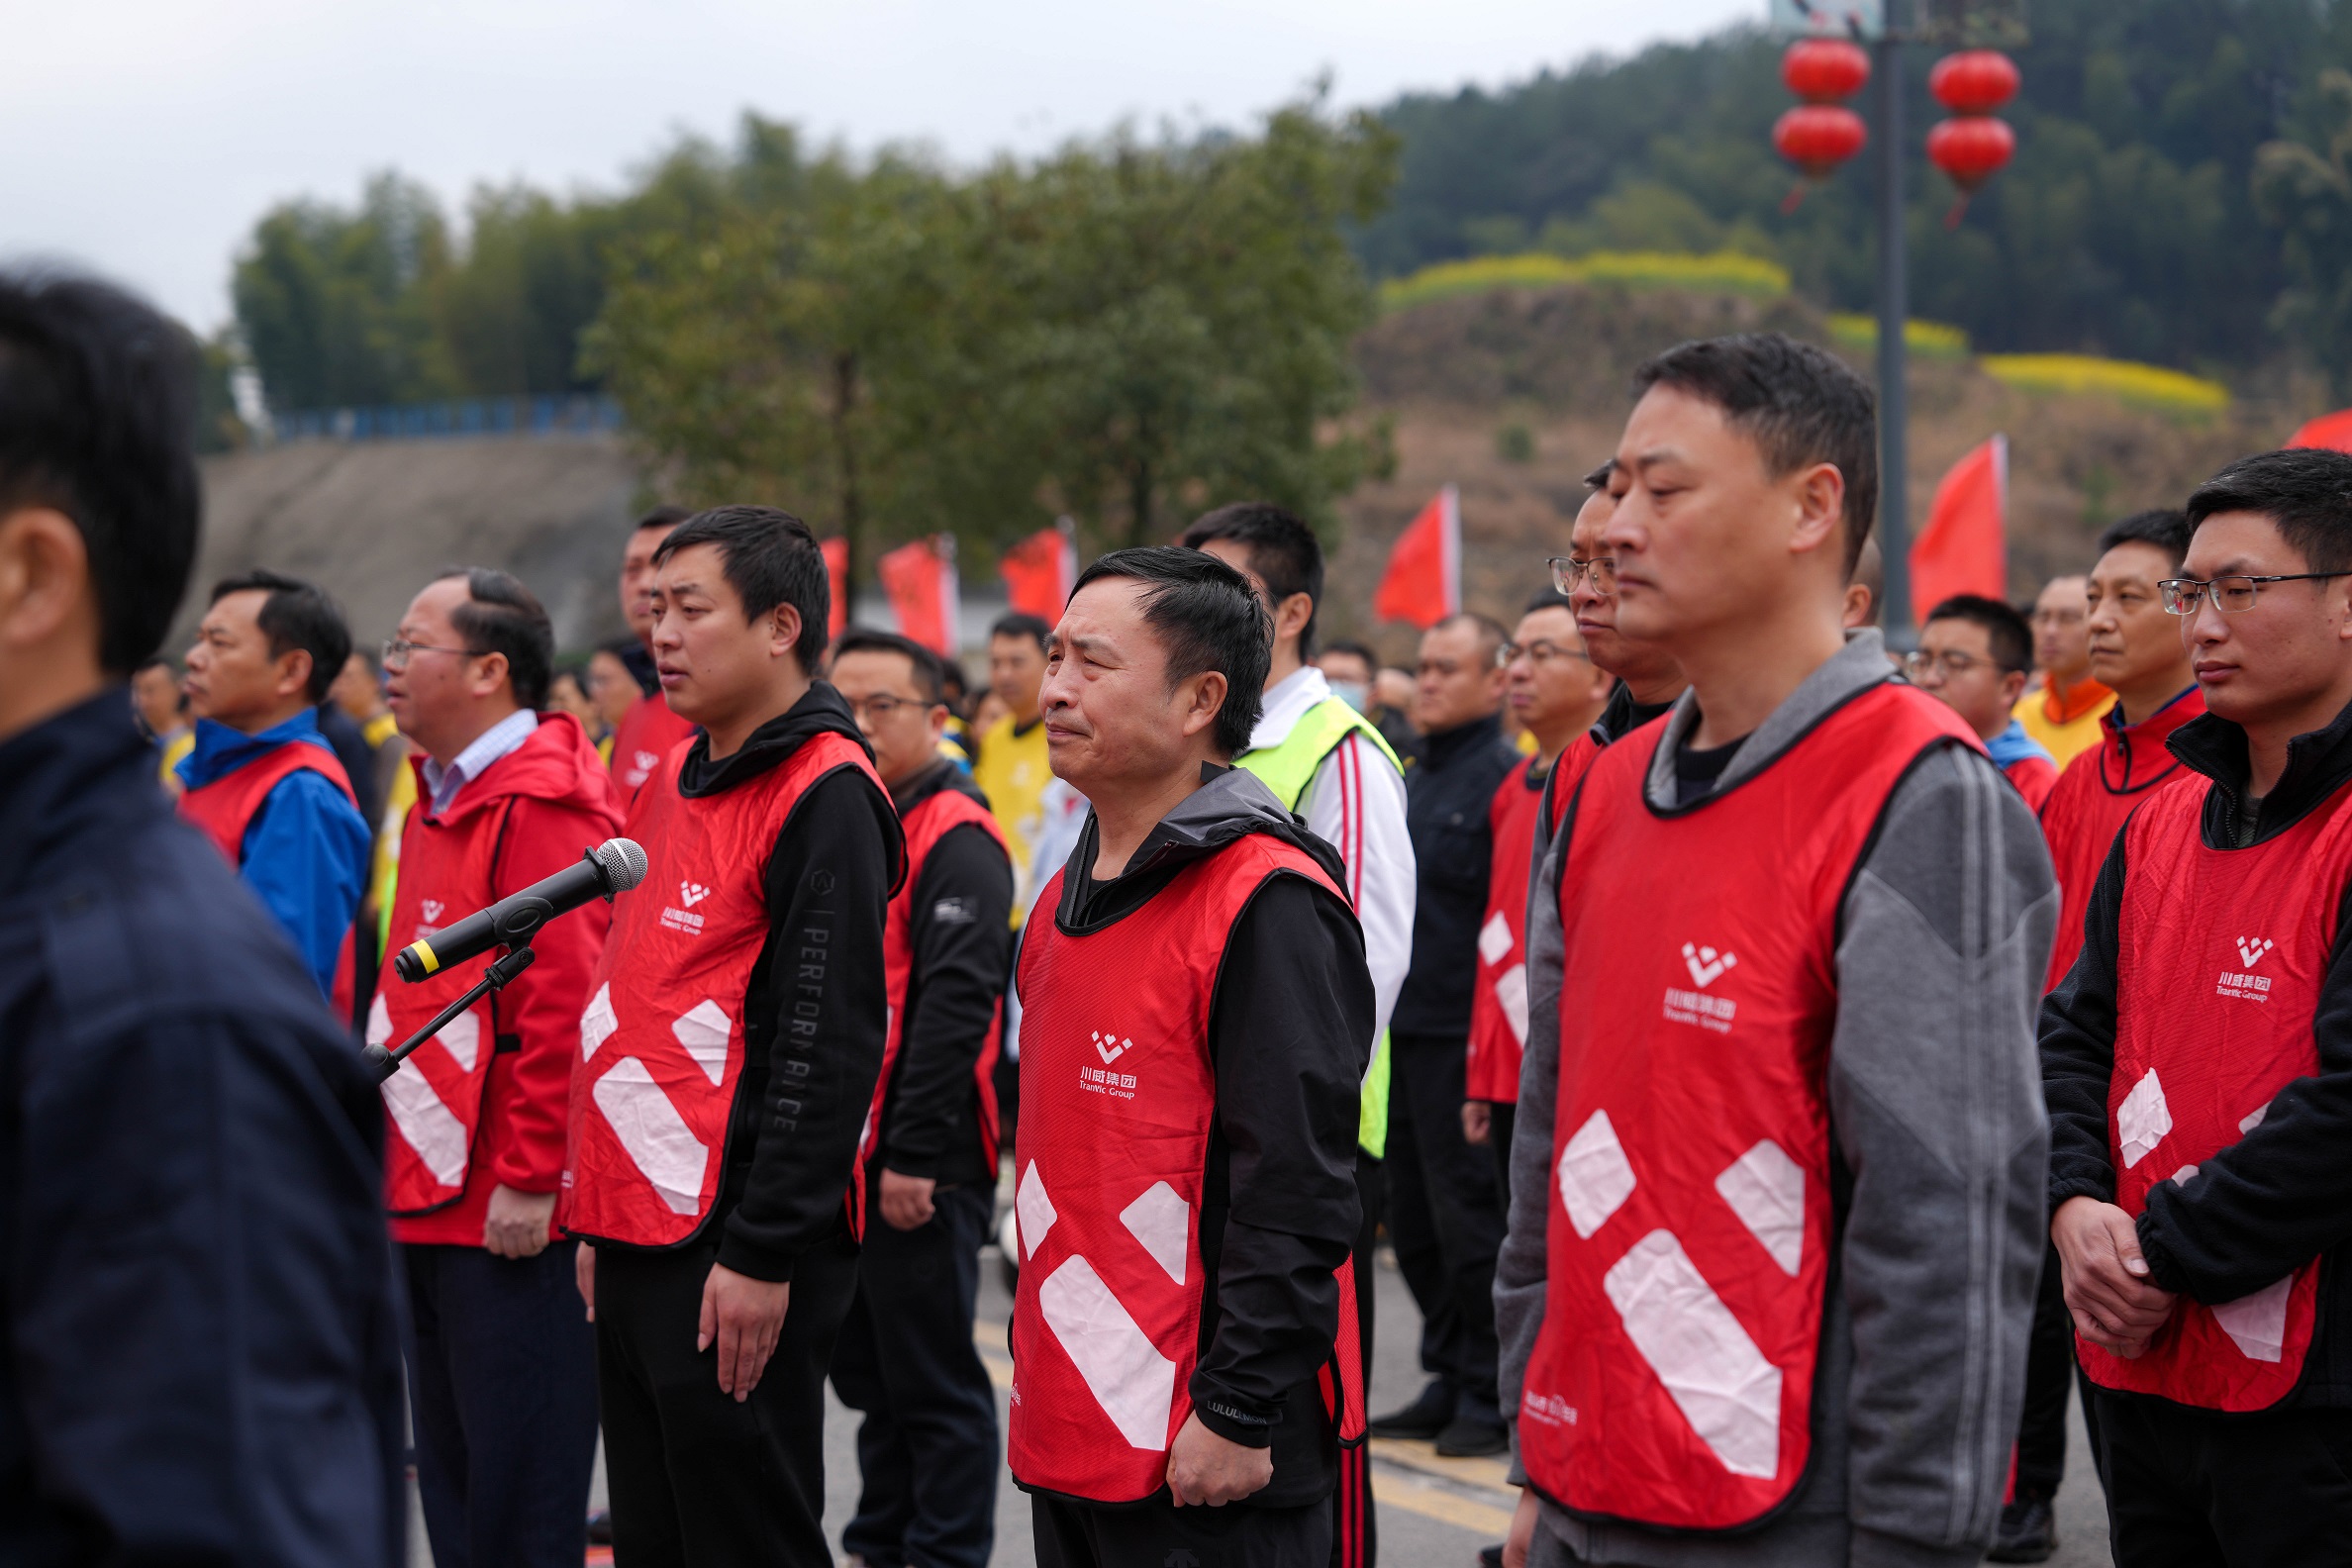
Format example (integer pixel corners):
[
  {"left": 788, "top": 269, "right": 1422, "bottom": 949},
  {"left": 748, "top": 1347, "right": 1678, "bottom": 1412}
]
[
  {"left": 653, "top": 506, "right": 830, "bottom": 673},
  {"left": 991, "top": 612, "right": 1052, "bottom": 654},
  {"left": 2186, "top": 449, "right": 2352, "bottom": 574},
  {"left": 0, "top": 269, "right": 200, "bottom": 675},
  {"left": 1321, "top": 638, "right": 1378, "bottom": 672},
  {"left": 1522, "top": 587, "right": 1577, "bottom": 617},
  {"left": 209, "top": 569, "right": 351, "bottom": 705},
  {"left": 1632, "top": 332, "right": 1880, "bottom": 575},
  {"left": 1178, "top": 501, "right": 1326, "bottom": 659},
  {"left": 1433, "top": 611, "right": 1511, "bottom": 661},
  {"left": 1924, "top": 593, "right": 2032, "bottom": 675},
  {"left": 134, "top": 654, "right": 176, "bottom": 677},
  {"left": 433, "top": 567, "right": 554, "bottom": 710},
  {"left": 1071, "top": 545, "right": 1270, "bottom": 758},
  {"left": 833, "top": 627, "right": 947, "bottom": 705},
  {"left": 634, "top": 503, "right": 693, "bottom": 536},
  {"left": 2097, "top": 509, "right": 2195, "bottom": 575}
]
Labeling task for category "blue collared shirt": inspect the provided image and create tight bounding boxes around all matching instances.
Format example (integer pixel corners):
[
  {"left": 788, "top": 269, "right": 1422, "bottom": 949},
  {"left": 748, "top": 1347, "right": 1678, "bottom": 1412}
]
[
  {"left": 178, "top": 709, "right": 372, "bottom": 1000},
  {"left": 420, "top": 708, "right": 539, "bottom": 819}
]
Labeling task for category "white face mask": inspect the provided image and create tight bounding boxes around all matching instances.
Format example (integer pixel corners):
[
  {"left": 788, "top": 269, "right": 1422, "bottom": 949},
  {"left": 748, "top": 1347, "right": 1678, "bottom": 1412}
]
[{"left": 1328, "top": 680, "right": 1371, "bottom": 714}]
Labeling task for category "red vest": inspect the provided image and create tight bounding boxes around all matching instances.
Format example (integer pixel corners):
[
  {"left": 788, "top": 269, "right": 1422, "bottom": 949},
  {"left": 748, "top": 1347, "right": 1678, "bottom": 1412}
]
[
  {"left": 2080, "top": 773, "right": 2352, "bottom": 1409},
  {"left": 861, "top": 785, "right": 1011, "bottom": 1189},
  {"left": 1007, "top": 833, "right": 1366, "bottom": 1503},
  {"left": 1469, "top": 758, "right": 1545, "bottom": 1105},
  {"left": 611, "top": 693, "right": 700, "bottom": 802},
  {"left": 1520, "top": 683, "right": 1978, "bottom": 1530},
  {"left": 178, "top": 736, "right": 357, "bottom": 863},
  {"left": 2040, "top": 689, "right": 2205, "bottom": 991},
  {"left": 564, "top": 731, "right": 881, "bottom": 1247}
]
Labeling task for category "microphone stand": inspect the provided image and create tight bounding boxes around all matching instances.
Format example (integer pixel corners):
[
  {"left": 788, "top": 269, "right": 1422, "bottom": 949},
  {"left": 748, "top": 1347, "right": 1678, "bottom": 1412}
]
[{"left": 362, "top": 943, "right": 538, "bottom": 1086}]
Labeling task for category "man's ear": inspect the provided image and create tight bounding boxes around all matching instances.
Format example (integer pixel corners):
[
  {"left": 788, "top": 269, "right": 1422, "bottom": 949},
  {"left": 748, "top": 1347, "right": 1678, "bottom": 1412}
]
[
  {"left": 1789, "top": 462, "right": 1847, "bottom": 558},
  {"left": 276, "top": 647, "right": 315, "bottom": 703},
  {"left": 1177, "top": 669, "right": 1229, "bottom": 741},
  {"left": 768, "top": 603, "right": 806, "bottom": 662}
]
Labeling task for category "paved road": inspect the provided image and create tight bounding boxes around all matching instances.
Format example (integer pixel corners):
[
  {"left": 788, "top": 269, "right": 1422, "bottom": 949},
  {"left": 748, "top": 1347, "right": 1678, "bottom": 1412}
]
[{"left": 424, "top": 1236, "right": 2112, "bottom": 1566}]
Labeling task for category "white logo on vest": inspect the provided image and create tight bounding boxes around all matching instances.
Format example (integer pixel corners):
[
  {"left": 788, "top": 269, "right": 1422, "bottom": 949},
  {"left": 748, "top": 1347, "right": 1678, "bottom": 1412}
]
[
  {"left": 1083, "top": 1030, "right": 1137, "bottom": 1099},
  {"left": 1665, "top": 942, "right": 1739, "bottom": 1033},
  {"left": 659, "top": 881, "right": 709, "bottom": 934},
  {"left": 2217, "top": 936, "right": 2275, "bottom": 1004}
]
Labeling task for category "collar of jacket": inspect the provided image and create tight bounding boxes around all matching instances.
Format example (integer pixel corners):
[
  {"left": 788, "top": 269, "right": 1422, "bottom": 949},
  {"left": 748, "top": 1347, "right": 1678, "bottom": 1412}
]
[
  {"left": 2171, "top": 692, "right": 2352, "bottom": 847},
  {"left": 2094, "top": 684, "right": 2204, "bottom": 794},
  {"left": 0, "top": 688, "right": 151, "bottom": 903},
  {"left": 1643, "top": 629, "right": 1894, "bottom": 810},
  {"left": 890, "top": 756, "right": 982, "bottom": 818},
  {"left": 1053, "top": 762, "right": 1346, "bottom": 934},
  {"left": 179, "top": 708, "right": 329, "bottom": 791},
  {"left": 675, "top": 681, "right": 874, "bottom": 799},
  {"left": 1419, "top": 711, "right": 1504, "bottom": 771}
]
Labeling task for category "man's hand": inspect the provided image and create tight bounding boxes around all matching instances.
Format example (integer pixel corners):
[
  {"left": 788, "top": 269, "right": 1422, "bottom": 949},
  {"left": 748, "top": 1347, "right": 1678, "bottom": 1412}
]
[
  {"left": 698, "top": 1263, "right": 790, "bottom": 1402},
  {"left": 879, "top": 1168, "right": 937, "bottom": 1231},
  {"left": 2052, "top": 1196, "right": 2177, "bottom": 1356},
  {"left": 1462, "top": 1101, "right": 1493, "bottom": 1146},
  {"left": 575, "top": 1243, "right": 595, "bottom": 1322},
  {"left": 1166, "top": 1414, "right": 1273, "bottom": 1506},
  {"left": 1504, "top": 1488, "right": 1538, "bottom": 1568},
  {"left": 483, "top": 1184, "right": 558, "bottom": 1258}
]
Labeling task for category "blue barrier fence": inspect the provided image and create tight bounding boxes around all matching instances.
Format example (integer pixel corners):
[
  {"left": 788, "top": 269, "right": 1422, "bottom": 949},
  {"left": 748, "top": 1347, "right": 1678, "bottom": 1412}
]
[{"left": 270, "top": 394, "right": 625, "bottom": 443}]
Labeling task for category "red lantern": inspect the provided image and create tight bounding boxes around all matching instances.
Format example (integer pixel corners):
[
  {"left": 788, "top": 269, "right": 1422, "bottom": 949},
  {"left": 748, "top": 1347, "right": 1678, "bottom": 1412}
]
[
  {"left": 1774, "top": 105, "right": 1869, "bottom": 180},
  {"left": 1926, "top": 115, "right": 2016, "bottom": 191},
  {"left": 1929, "top": 49, "right": 2021, "bottom": 115},
  {"left": 1782, "top": 39, "right": 1871, "bottom": 104}
]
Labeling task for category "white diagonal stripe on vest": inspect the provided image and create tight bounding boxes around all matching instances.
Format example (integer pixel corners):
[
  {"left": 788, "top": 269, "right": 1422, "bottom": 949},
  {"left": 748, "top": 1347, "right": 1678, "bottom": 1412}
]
[
  {"left": 1714, "top": 1139, "right": 1805, "bottom": 1277},
  {"left": 1603, "top": 1228, "right": 1782, "bottom": 1480},
  {"left": 593, "top": 1057, "right": 708, "bottom": 1216},
  {"left": 1496, "top": 963, "right": 1529, "bottom": 1046},
  {"left": 1037, "top": 1253, "right": 1178, "bottom": 1451},
  {"left": 2116, "top": 1068, "right": 2172, "bottom": 1170},
  {"left": 1017, "top": 1161, "right": 1057, "bottom": 1260},
  {"left": 1558, "top": 1109, "right": 1636, "bottom": 1239},
  {"left": 671, "top": 1000, "right": 731, "bottom": 1086},
  {"left": 2212, "top": 1276, "right": 2293, "bottom": 1362},
  {"left": 381, "top": 1061, "right": 469, "bottom": 1187},
  {"left": 1120, "top": 1181, "right": 1189, "bottom": 1286},
  {"left": 438, "top": 1011, "right": 479, "bottom": 1074},
  {"left": 581, "top": 983, "right": 617, "bottom": 1061}
]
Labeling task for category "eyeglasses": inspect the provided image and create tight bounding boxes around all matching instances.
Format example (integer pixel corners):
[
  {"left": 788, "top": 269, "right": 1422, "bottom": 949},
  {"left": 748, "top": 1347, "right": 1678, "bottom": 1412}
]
[
  {"left": 841, "top": 693, "right": 932, "bottom": 722},
  {"left": 2158, "top": 573, "right": 2352, "bottom": 615},
  {"left": 1547, "top": 555, "right": 1618, "bottom": 595},
  {"left": 2029, "top": 607, "right": 2085, "bottom": 628},
  {"left": 1903, "top": 649, "right": 2007, "bottom": 681},
  {"left": 382, "top": 637, "right": 480, "bottom": 669},
  {"left": 1497, "top": 639, "right": 1594, "bottom": 669}
]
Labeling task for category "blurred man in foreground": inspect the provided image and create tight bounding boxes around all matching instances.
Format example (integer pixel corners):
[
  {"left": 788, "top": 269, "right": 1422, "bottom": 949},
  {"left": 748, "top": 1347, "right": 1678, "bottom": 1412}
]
[
  {"left": 0, "top": 266, "right": 405, "bottom": 1566},
  {"left": 1008, "top": 546, "right": 1370, "bottom": 1566}
]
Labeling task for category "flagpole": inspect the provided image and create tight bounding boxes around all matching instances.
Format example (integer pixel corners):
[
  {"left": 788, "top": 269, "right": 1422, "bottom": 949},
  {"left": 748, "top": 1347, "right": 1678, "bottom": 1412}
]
[{"left": 1875, "top": 24, "right": 1914, "bottom": 649}]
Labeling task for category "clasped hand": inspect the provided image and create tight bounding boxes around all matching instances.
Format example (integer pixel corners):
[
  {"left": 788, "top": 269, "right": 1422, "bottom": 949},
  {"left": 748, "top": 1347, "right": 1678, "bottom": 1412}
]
[{"left": 2052, "top": 1196, "right": 2177, "bottom": 1357}]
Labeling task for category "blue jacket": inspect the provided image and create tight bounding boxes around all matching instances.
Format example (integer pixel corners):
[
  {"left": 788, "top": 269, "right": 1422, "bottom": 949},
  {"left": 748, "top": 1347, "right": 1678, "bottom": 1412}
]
[
  {"left": 177, "top": 710, "right": 372, "bottom": 998},
  {"left": 0, "top": 688, "right": 406, "bottom": 1566}
]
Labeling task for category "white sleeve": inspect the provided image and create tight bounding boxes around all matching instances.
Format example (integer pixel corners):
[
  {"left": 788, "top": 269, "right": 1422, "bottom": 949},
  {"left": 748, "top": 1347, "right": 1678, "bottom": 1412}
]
[{"left": 1300, "top": 732, "right": 1416, "bottom": 1044}]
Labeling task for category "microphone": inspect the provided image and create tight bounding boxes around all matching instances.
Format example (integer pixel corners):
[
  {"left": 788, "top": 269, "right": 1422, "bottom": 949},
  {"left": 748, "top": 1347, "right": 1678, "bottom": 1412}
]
[{"left": 393, "top": 837, "right": 647, "bottom": 984}]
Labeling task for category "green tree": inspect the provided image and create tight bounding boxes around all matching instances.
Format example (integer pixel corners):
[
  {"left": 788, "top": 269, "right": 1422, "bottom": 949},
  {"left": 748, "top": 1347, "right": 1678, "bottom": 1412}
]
[
  {"left": 433, "top": 184, "right": 621, "bottom": 395},
  {"left": 2257, "top": 69, "right": 2352, "bottom": 397}
]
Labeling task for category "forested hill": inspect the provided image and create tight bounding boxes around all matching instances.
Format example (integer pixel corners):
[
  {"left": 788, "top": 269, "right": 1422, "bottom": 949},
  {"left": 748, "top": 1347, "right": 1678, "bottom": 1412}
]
[{"left": 1356, "top": 0, "right": 2352, "bottom": 384}]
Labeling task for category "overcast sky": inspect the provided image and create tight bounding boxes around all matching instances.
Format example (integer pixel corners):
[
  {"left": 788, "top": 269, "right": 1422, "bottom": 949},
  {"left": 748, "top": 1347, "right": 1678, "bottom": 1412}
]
[{"left": 4, "top": 0, "right": 1754, "bottom": 333}]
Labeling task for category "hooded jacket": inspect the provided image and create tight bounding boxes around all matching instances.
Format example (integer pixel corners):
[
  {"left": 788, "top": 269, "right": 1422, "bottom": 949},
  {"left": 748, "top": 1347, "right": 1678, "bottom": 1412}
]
[
  {"left": 0, "top": 689, "right": 406, "bottom": 1566},
  {"left": 2042, "top": 696, "right": 2352, "bottom": 1409},
  {"left": 1044, "top": 765, "right": 1373, "bottom": 1504},
  {"left": 388, "top": 711, "right": 626, "bottom": 1246},
  {"left": 670, "top": 683, "right": 903, "bottom": 1282}
]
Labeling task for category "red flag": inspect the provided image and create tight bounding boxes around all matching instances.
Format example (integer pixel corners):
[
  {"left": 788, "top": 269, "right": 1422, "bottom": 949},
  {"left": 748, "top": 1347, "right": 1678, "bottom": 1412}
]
[
  {"left": 1374, "top": 485, "right": 1461, "bottom": 629},
  {"left": 1000, "top": 518, "right": 1078, "bottom": 622},
  {"left": 1911, "top": 436, "right": 2008, "bottom": 623},
  {"left": 822, "top": 538, "right": 849, "bottom": 639},
  {"left": 878, "top": 535, "right": 961, "bottom": 657},
  {"left": 2289, "top": 409, "right": 2352, "bottom": 453}
]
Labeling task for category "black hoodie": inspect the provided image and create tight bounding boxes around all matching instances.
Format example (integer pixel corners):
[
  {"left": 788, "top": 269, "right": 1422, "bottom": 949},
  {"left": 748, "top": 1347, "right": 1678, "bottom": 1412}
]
[
  {"left": 2042, "top": 696, "right": 2352, "bottom": 1407},
  {"left": 676, "top": 682, "right": 905, "bottom": 1282},
  {"left": 1049, "top": 765, "right": 1373, "bottom": 1506}
]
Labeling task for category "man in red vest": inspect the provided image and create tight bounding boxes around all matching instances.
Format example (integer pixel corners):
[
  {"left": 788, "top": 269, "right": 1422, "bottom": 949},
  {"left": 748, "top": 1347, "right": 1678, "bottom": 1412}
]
[
  {"left": 1462, "top": 588, "right": 1612, "bottom": 1189},
  {"left": 178, "top": 569, "right": 372, "bottom": 998},
  {"left": 566, "top": 506, "right": 902, "bottom": 1564},
  {"left": 1008, "top": 546, "right": 1372, "bottom": 1568},
  {"left": 2041, "top": 446, "right": 2352, "bottom": 1561},
  {"left": 608, "top": 504, "right": 700, "bottom": 802},
  {"left": 1496, "top": 333, "right": 2054, "bottom": 1567},
  {"left": 826, "top": 629, "right": 1013, "bottom": 1568},
  {"left": 1909, "top": 594, "right": 2059, "bottom": 810},
  {"left": 374, "top": 566, "right": 623, "bottom": 1568},
  {"left": 2041, "top": 510, "right": 2205, "bottom": 991}
]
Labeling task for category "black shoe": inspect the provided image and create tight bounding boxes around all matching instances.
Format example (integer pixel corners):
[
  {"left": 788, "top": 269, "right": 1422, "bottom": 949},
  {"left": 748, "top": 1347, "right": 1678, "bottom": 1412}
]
[
  {"left": 1478, "top": 1546, "right": 1505, "bottom": 1567},
  {"left": 586, "top": 1510, "right": 614, "bottom": 1546},
  {"left": 1367, "top": 1379, "right": 1456, "bottom": 1440},
  {"left": 1433, "top": 1415, "right": 1510, "bottom": 1458},
  {"left": 1986, "top": 1496, "right": 2055, "bottom": 1563}
]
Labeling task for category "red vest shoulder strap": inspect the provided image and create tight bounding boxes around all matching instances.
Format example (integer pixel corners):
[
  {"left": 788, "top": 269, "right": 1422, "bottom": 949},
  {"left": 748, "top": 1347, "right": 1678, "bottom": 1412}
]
[{"left": 179, "top": 738, "right": 358, "bottom": 863}]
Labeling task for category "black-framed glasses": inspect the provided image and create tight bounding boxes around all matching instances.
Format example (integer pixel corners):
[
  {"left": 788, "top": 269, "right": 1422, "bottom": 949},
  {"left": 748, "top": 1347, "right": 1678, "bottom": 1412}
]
[
  {"left": 1498, "top": 638, "right": 1594, "bottom": 669},
  {"left": 1903, "top": 648, "right": 2003, "bottom": 681},
  {"left": 1547, "top": 555, "right": 1617, "bottom": 595},
  {"left": 382, "top": 637, "right": 481, "bottom": 669},
  {"left": 2158, "top": 573, "right": 2352, "bottom": 615}
]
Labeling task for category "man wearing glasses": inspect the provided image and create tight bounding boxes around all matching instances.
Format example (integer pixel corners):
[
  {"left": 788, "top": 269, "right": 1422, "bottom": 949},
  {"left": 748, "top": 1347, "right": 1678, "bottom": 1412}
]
[
  {"left": 2039, "top": 510, "right": 2205, "bottom": 994},
  {"left": 1907, "top": 594, "right": 2059, "bottom": 810},
  {"left": 2041, "top": 445, "right": 2352, "bottom": 1562},
  {"left": 2015, "top": 575, "right": 2114, "bottom": 769}
]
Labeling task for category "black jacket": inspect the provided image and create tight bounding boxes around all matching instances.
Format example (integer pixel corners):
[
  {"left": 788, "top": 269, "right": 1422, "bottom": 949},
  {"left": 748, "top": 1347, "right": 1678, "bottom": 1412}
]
[
  {"left": 673, "top": 682, "right": 905, "bottom": 1282},
  {"left": 875, "top": 761, "right": 1014, "bottom": 1187},
  {"left": 2042, "top": 695, "right": 2352, "bottom": 1407},
  {"left": 1394, "top": 712, "right": 1521, "bottom": 1038},
  {"left": 0, "top": 689, "right": 407, "bottom": 1565},
  {"left": 1049, "top": 766, "right": 1373, "bottom": 1506}
]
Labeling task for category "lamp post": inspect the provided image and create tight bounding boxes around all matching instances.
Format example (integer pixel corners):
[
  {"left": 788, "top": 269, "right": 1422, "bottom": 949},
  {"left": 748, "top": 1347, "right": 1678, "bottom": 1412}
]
[{"left": 1874, "top": 31, "right": 1913, "bottom": 647}]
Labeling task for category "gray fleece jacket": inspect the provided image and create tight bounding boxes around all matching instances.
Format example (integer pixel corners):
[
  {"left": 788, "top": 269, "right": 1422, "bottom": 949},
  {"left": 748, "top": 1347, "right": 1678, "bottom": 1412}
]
[{"left": 1497, "top": 632, "right": 2057, "bottom": 1568}]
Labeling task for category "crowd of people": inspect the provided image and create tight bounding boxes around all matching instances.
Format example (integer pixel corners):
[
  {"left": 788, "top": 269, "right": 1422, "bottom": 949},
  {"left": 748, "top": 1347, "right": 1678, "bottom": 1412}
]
[{"left": 6, "top": 262, "right": 2352, "bottom": 1568}]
